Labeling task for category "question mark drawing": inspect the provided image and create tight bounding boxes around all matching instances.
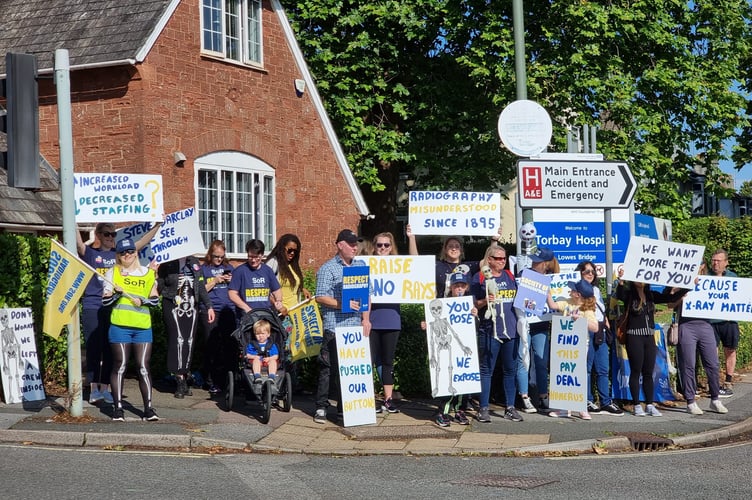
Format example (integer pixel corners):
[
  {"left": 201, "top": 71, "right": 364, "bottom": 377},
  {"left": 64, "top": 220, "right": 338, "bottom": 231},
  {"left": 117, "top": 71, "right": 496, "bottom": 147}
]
[{"left": 144, "top": 179, "right": 161, "bottom": 217}]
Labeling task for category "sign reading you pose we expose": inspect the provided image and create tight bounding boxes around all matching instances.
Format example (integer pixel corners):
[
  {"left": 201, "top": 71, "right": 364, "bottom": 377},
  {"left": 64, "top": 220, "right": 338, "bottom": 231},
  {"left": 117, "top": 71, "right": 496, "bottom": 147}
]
[
  {"left": 408, "top": 191, "right": 501, "bottom": 236},
  {"left": 621, "top": 236, "right": 704, "bottom": 288},
  {"left": 74, "top": 173, "right": 164, "bottom": 223}
]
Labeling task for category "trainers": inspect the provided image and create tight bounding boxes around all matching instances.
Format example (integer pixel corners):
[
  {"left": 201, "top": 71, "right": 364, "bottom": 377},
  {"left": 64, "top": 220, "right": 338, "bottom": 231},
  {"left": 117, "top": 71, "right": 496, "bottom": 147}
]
[
  {"left": 102, "top": 390, "right": 114, "bottom": 404},
  {"left": 538, "top": 395, "right": 549, "bottom": 410},
  {"left": 504, "top": 407, "right": 523, "bottom": 422},
  {"left": 454, "top": 410, "right": 470, "bottom": 425},
  {"left": 587, "top": 401, "right": 600, "bottom": 414},
  {"left": 382, "top": 398, "right": 399, "bottom": 413},
  {"left": 718, "top": 387, "right": 734, "bottom": 398},
  {"left": 547, "top": 409, "right": 570, "bottom": 418},
  {"left": 476, "top": 407, "right": 491, "bottom": 423},
  {"left": 89, "top": 389, "right": 103, "bottom": 404},
  {"left": 208, "top": 385, "right": 221, "bottom": 396},
  {"left": 143, "top": 408, "right": 160, "bottom": 421},
  {"left": 646, "top": 404, "right": 662, "bottom": 417},
  {"left": 521, "top": 396, "right": 537, "bottom": 414},
  {"left": 710, "top": 399, "right": 728, "bottom": 414},
  {"left": 435, "top": 413, "right": 451, "bottom": 427},
  {"left": 375, "top": 401, "right": 383, "bottom": 414},
  {"left": 313, "top": 408, "right": 327, "bottom": 424},
  {"left": 687, "top": 402, "right": 704, "bottom": 415},
  {"left": 600, "top": 403, "right": 624, "bottom": 416},
  {"left": 112, "top": 408, "right": 125, "bottom": 422},
  {"left": 634, "top": 404, "right": 646, "bottom": 417},
  {"left": 579, "top": 410, "right": 592, "bottom": 420}
]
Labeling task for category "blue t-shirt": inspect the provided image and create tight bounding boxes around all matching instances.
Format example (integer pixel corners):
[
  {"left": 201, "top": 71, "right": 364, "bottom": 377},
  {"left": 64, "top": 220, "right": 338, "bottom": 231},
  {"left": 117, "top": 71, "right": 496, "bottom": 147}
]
[
  {"left": 471, "top": 269, "right": 518, "bottom": 340},
  {"left": 369, "top": 303, "right": 401, "bottom": 330},
  {"left": 228, "top": 263, "right": 281, "bottom": 317},
  {"left": 201, "top": 263, "right": 235, "bottom": 311},
  {"left": 246, "top": 340, "right": 279, "bottom": 358},
  {"left": 81, "top": 246, "right": 116, "bottom": 309}
]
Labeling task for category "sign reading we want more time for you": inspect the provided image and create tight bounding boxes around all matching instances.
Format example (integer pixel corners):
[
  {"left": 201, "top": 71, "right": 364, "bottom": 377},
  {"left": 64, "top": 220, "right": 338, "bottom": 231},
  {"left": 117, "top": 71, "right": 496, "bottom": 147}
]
[
  {"left": 408, "top": 191, "right": 501, "bottom": 236},
  {"left": 621, "top": 236, "right": 704, "bottom": 288}
]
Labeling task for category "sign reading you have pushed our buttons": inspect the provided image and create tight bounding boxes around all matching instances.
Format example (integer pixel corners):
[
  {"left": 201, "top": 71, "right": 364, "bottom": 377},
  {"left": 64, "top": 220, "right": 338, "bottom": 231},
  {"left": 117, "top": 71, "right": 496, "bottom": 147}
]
[{"left": 517, "top": 160, "right": 636, "bottom": 209}]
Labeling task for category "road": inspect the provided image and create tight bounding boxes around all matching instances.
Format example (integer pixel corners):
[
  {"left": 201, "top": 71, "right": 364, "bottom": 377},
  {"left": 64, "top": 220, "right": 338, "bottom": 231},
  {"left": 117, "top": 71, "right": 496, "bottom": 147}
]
[{"left": 2, "top": 441, "right": 750, "bottom": 499}]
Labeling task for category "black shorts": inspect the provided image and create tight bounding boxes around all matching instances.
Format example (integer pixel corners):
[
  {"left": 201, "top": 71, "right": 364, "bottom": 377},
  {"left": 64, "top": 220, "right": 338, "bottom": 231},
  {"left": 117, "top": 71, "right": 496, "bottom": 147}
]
[{"left": 713, "top": 322, "right": 740, "bottom": 349}]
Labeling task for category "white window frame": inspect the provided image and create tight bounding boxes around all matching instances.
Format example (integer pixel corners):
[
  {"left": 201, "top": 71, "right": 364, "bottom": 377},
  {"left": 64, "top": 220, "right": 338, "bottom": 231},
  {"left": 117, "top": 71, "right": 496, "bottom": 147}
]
[
  {"left": 200, "top": 0, "right": 263, "bottom": 66},
  {"left": 195, "top": 151, "right": 275, "bottom": 257}
]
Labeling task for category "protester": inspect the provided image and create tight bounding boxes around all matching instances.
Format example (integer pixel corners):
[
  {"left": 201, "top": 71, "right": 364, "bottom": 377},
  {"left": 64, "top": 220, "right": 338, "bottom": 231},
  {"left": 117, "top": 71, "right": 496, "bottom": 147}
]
[
  {"left": 158, "top": 253, "right": 216, "bottom": 398},
  {"left": 367, "top": 232, "right": 402, "bottom": 413},
  {"left": 576, "top": 260, "right": 623, "bottom": 416},
  {"left": 514, "top": 247, "right": 555, "bottom": 414},
  {"left": 615, "top": 269, "right": 676, "bottom": 416},
  {"left": 264, "top": 234, "right": 312, "bottom": 315},
  {"left": 199, "top": 240, "right": 236, "bottom": 395},
  {"left": 76, "top": 221, "right": 161, "bottom": 405},
  {"left": 103, "top": 238, "right": 161, "bottom": 421},
  {"left": 228, "top": 239, "right": 284, "bottom": 319},
  {"left": 471, "top": 245, "right": 520, "bottom": 423},
  {"left": 708, "top": 249, "right": 739, "bottom": 397},
  {"left": 313, "top": 229, "right": 371, "bottom": 424}
]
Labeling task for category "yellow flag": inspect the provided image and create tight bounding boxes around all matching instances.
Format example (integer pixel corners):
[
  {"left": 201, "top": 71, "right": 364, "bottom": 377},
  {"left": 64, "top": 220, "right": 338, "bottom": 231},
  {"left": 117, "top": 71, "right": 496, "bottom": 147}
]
[
  {"left": 43, "top": 240, "right": 96, "bottom": 339},
  {"left": 287, "top": 298, "right": 324, "bottom": 361}
]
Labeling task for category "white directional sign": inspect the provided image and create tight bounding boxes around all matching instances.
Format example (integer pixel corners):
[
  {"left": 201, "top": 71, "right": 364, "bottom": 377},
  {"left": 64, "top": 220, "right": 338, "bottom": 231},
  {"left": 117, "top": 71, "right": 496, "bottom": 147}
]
[{"left": 517, "top": 160, "right": 636, "bottom": 208}]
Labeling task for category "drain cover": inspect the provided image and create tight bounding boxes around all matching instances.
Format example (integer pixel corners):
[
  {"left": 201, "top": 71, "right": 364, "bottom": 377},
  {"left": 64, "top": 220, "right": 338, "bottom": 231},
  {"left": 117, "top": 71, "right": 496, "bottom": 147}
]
[
  {"left": 618, "top": 432, "right": 673, "bottom": 451},
  {"left": 451, "top": 474, "right": 558, "bottom": 490}
]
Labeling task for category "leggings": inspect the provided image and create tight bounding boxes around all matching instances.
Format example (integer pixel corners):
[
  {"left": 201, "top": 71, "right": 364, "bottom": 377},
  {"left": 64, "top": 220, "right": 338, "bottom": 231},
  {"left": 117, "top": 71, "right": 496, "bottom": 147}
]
[
  {"left": 625, "top": 333, "right": 656, "bottom": 405},
  {"left": 164, "top": 300, "right": 198, "bottom": 375},
  {"left": 111, "top": 342, "right": 153, "bottom": 410},
  {"left": 369, "top": 329, "right": 400, "bottom": 386}
]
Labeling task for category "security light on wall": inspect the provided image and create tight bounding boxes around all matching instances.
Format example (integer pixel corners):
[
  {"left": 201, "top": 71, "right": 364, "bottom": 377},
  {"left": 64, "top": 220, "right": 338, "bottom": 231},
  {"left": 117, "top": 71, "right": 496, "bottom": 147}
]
[
  {"left": 294, "top": 79, "right": 306, "bottom": 96},
  {"left": 174, "top": 151, "right": 186, "bottom": 166}
]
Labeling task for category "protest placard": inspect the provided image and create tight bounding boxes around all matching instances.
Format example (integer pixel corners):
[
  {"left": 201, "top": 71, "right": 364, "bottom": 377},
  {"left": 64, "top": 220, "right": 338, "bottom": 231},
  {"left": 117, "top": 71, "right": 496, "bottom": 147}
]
[
  {"left": 622, "top": 236, "right": 704, "bottom": 288},
  {"left": 408, "top": 190, "right": 501, "bottom": 236},
  {"left": 548, "top": 314, "right": 588, "bottom": 412},
  {"left": 358, "top": 255, "right": 436, "bottom": 304},
  {"left": 336, "top": 326, "right": 377, "bottom": 427},
  {"left": 342, "top": 266, "right": 369, "bottom": 312},
  {"left": 74, "top": 173, "right": 164, "bottom": 223},
  {"left": 681, "top": 276, "right": 752, "bottom": 322},
  {"left": 513, "top": 269, "right": 552, "bottom": 316},
  {"left": 424, "top": 296, "right": 480, "bottom": 398},
  {"left": 1, "top": 308, "right": 45, "bottom": 404},
  {"left": 288, "top": 299, "right": 324, "bottom": 361},
  {"left": 522, "top": 270, "right": 579, "bottom": 322},
  {"left": 119, "top": 207, "right": 206, "bottom": 265}
]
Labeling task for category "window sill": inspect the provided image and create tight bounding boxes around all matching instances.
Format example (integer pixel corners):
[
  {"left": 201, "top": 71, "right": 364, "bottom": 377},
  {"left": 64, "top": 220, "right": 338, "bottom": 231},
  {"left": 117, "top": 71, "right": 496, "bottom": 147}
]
[{"left": 200, "top": 52, "right": 267, "bottom": 73}]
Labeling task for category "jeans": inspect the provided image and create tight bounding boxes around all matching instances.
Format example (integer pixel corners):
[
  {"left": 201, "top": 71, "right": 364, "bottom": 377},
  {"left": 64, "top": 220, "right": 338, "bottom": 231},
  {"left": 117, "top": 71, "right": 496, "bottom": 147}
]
[
  {"left": 316, "top": 330, "right": 340, "bottom": 409},
  {"left": 479, "top": 330, "right": 518, "bottom": 408},
  {"left": 516, "top": 330, "right": 550, "bottom": 396},
  {"left": 586, "top": 331, "right": 611, "bottom": 405}
]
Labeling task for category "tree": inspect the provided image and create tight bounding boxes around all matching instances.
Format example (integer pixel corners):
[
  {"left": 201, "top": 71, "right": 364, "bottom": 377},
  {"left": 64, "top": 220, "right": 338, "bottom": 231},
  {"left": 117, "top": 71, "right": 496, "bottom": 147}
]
[
  {"left": 740, "top": 180, "right": 752, "bottom": 199},
  {"left": 285, "top": 0, "right": 752, "bottom": 228}
]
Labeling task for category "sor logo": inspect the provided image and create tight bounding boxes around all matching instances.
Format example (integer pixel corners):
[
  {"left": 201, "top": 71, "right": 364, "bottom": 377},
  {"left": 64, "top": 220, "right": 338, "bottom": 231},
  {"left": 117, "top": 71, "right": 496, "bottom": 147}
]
[{"left": 251, "top": 277, "right": 265, "bottom": 284}]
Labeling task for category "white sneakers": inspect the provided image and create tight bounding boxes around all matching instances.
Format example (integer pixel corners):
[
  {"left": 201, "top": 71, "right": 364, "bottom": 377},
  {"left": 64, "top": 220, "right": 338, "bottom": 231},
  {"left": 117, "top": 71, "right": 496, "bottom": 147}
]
[
  {"left": 687, "top": 402, "right": 704, "bottom": 415},
  {"left": 710, "top": 399, "right": 728, "bottom": 414},
  {"left": 646, "top": 404, "right": 662, "bottom": 417},
  {"left": 89, "top": 388, "right": 114, "bottom": 404}
]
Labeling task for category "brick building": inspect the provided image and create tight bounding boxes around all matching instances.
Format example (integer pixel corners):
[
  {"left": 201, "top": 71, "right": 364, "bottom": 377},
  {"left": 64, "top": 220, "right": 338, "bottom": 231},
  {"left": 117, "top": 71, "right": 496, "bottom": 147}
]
[{"left": 0, "top": 0, "right": 368, "bottom": 267}]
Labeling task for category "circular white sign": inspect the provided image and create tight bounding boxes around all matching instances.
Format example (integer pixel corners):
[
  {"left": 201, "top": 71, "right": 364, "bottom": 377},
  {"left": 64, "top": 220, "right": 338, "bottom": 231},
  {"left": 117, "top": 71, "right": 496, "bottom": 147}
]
[{"left": 497, "top": 100, "right": 552, "bottom": 157}]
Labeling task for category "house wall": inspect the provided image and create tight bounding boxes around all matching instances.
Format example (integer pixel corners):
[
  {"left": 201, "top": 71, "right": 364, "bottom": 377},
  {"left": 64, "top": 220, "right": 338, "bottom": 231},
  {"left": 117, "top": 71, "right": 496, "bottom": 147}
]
[{"left": 35, "top": 0, "right": 360, "bottom": 269}]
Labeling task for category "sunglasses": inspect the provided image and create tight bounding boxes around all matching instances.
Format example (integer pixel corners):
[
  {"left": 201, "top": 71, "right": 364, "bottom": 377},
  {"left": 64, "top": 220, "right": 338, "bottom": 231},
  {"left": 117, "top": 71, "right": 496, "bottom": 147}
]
[
  {"left": 376, "top": 243, "right": 391, "bottom": 248},
  {"left": 119, "top": 249, "right": 136, "bottom": 255},
  {"left": 581, "top": 269, "right": 595, "bottom": 275},
  {"left": 489, "top": 255, "right": 506, "bottom": 261},
  {"left": 100, "top": 231, "right": 117, "bottom": 238},
  {"left": 285, "top": 247, "right": 298, "bottom": 254}
]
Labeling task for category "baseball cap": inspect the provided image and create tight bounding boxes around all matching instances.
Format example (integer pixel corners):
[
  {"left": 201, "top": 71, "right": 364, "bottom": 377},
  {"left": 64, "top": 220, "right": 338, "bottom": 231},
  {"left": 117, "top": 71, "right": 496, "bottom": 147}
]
[
  {"left": 449, "top": 272, "right": 468, "bottom": 285},
  {"left": 336, "top": 229, "right": 359, "bottom": 245},
  {"left": 530, "top": 247, "right": 555, "bottom": 263},
  {"left": 567, "top": 279, "right": 594, "bottom": 298},
  {"left": 115, "top": 238, "right": 136, "bottom": 253}
]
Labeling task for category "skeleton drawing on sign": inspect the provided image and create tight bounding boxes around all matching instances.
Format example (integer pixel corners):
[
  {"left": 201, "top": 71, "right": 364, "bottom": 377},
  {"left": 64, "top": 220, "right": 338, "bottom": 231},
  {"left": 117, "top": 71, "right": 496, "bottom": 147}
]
[
  {"left": 1, "top": 309, "right": 23, "bottom": 403},
  {"left": 428, "top": 299, "right": 473, "bottom": 397}
]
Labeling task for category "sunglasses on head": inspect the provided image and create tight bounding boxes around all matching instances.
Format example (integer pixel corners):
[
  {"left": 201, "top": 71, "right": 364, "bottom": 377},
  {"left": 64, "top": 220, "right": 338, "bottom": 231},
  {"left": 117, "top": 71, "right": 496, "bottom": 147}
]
[
  {"left": 100, "top": 231, "right": 117, "bottom": 238},
  {"left": 376, "top": 243, "right": 391, "bottom": 248}
]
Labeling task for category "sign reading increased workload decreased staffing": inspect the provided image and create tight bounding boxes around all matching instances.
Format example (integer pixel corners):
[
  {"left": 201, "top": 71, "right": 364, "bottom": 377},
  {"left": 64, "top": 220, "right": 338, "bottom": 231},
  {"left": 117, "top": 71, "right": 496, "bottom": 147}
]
[{"left": 517, "top": 160, "right": 636, "bottom": 208}]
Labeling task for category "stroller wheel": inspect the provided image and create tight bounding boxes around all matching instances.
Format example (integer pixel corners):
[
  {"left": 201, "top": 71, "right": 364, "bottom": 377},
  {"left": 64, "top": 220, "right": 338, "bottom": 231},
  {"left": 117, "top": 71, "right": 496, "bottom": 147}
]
[
  {"left": 280, "top": 372, "right": 292, "bottom": 412},
  {"left": 224, "top": 370, "right": 235, "bottom": 412},
  {"left": 259, "top": 379, "right": 273, "bottom": 424}
]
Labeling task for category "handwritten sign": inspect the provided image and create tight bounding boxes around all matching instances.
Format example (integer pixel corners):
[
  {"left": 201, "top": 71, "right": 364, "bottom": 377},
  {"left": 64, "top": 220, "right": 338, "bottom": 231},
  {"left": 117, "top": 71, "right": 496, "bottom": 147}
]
[
  {"left": 682, "top": 276, "right": 752, "bottom": 322},
  {"left": 408, "top": 190, "right": 501, "bottom": 236},
  {"left": 342, "top": 266, "right": 370, "bottom": 312},
  {"left": 622, "top": 236, "right": 704, "bottom": 288},
  {"left": 74, "top": 173, "right": 164, "bottom": 223},
  {"left": 336, "top": 326, "right": 377, "bottom": 427},
  {"left": 424, "top": 296, "right": 481, "bottom": 397},
  {"left": 513, "top": 269, "right": 552, "bottom": 316},
  {"left": 0, "top": 308, "right": 45, "bottom": 404},
  {"left": 119, "top": 207, "right": 206, "bottom": 265},
  {"left": 548, "top": 314, "right": 587, "bottom": 412},
  {"left": 359, "top": 255, "right": 436, "bottom": 304}
]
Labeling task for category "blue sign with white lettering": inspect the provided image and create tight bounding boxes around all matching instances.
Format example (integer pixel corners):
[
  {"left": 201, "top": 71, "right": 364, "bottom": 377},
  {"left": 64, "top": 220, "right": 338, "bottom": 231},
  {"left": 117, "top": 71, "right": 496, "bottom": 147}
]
[{"left": 534, "top": 221, "right": 630, "bottom": 268}]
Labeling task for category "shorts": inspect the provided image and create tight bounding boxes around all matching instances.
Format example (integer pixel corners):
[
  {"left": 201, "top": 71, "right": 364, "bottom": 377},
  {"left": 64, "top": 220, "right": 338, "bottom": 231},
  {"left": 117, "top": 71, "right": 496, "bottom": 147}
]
[
  {"left": 713, "top": 321, "right": 740, "bottom": 349},
  {"left": 109, "top": 324, "right": 153, "bottom": 344}
]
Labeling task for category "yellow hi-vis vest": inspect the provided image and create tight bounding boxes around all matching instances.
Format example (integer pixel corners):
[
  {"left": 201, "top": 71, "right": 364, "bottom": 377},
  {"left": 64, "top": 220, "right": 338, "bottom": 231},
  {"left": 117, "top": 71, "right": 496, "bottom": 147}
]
[{"left": 110, "top": 266, "right": 156, "bottom": 329}]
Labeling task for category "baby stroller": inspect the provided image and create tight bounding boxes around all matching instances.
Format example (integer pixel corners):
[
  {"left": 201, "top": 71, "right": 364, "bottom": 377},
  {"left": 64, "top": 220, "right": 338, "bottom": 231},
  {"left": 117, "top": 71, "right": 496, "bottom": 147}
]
[{"left": 225, "top": 308, "right": 292, "bottom": 423}]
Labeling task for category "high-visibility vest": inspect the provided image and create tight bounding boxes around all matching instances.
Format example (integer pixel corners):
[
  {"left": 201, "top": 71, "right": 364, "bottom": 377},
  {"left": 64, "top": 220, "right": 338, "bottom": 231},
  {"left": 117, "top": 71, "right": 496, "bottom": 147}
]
[{"left": 110, "top": 266, "right": 156, "bottom": 329}]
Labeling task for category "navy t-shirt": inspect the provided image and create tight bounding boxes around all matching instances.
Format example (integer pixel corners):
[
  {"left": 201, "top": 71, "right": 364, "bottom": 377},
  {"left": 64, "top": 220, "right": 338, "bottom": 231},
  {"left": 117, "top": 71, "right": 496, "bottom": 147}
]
[
  {"left": 201, "top": 263, "right": 235, "bottom": 311},
  {"left": 81, "top": 246, "right": 116, "bottom": 309}
]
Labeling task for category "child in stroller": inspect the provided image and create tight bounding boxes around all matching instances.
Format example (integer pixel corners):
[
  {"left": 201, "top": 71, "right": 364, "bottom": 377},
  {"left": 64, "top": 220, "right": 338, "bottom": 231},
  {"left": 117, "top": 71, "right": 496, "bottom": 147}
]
[{"left": 246, "top": 319, "right": 279, "bottom": 388}]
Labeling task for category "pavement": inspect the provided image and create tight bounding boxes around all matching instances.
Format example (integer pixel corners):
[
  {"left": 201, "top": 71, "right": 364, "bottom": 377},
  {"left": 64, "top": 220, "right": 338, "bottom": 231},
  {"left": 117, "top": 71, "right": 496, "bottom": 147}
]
[{"left": 1, "top": 375, "right": 751, "bottom": 456}]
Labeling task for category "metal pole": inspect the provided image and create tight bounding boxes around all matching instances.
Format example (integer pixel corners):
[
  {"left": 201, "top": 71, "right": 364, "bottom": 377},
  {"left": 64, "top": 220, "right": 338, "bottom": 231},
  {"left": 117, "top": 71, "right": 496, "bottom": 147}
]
[
  {"left": 55, "top": 49, "right": 82, "bottom": 416},
  {"left": 513, "top": 0, "right": 533, "bottom": 233}
]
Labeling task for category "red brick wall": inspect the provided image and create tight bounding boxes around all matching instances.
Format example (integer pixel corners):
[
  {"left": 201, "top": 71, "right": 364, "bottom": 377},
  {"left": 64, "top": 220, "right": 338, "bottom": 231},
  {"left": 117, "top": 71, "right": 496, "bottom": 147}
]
[{"left": 36, "top": 1, "right": 362, "bottom": 270}]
